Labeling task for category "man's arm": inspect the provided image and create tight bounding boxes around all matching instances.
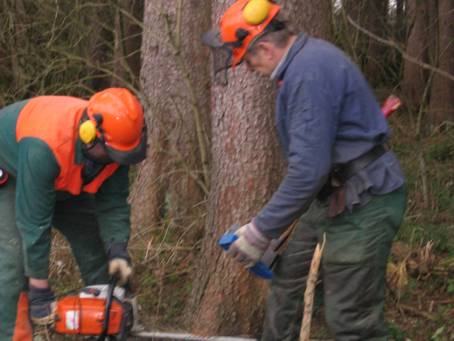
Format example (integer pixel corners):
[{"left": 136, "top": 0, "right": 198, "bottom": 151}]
[
  {"left": 94, "top": 165, "right": 132, "bottom": 285},
  {"left": 94, "top": 165, "right": 131, "bottom": 248},
  {"left": 15, "top": 138, "right": 59, "bottom": 281},
  {"left": 253, "top": 73, "right": 337, "bottom": 238}
]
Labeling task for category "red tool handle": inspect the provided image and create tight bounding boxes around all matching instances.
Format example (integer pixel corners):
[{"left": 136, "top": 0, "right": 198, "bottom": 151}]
[{"left": 381, "top": 95, "right": 402, "bottom": 118}]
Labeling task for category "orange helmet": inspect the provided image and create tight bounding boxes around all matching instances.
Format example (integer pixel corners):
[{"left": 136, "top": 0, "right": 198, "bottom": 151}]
[
  {"left": 80, "top": 88, "right": 147, "bottom": 165},
  {"left": 203, "top": 0, "right": 280, "bottom": 71}
]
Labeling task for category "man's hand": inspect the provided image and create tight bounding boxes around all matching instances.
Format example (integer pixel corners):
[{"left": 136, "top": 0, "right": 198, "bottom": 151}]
[
  {"left": 108, "top": 242, "right": 132, "bottom": 286},
  {"left": 28, "top": 285, "right": 56, "bottom": 325},
  {"left": 108, "top": 258, "right": 132, "bottom": 286},
  {"left": 227, "top": 222, "right": 271, "bottom": 268}
]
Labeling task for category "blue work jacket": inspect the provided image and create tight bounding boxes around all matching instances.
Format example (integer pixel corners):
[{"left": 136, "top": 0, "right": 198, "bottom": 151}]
[{"left": 253, "top": 34, "right": 405, "bottom": 237}]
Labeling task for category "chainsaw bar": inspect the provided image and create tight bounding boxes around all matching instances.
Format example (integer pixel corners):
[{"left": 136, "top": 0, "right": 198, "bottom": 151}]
[{"left": 132, "top": 330, "right": 257, "bottom": 341}]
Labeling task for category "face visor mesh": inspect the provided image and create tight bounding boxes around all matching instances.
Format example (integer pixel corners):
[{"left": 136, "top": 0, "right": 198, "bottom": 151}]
[{"left": 203, "top": 28, "right": 244, "bottom": 86}]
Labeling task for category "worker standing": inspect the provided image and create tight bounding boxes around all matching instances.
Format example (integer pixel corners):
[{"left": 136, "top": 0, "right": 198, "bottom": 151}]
[
  {"left": 203, "top": 0, "right": 406, "bottom": 340},
  {"left": 0, "top": 88, "right": 147, "bottom": 340}
]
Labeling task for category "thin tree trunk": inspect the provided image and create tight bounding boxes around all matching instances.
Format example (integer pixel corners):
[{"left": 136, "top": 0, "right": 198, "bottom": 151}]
[
  {"left": 363, "top": 0, "right": 388, "bottom": 85},
  {"left": 428, "top": 0, "right": 454, "bottom": 126},
  {"left": 112, "top": 0, "right": 143, "bottom": 88},
  {"left": 401, "top": 0, "right": 433, "bottom": 113}
]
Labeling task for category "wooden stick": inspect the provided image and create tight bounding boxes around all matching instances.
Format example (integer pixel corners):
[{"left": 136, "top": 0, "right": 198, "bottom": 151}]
[{"left": 300, "top": 233, "right": 326, "bottom": 341}]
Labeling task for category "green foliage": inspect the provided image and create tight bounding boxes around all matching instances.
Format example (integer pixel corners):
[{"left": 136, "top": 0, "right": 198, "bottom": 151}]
[
  {"left": 447, "top": 279, "right": 454, "bottom": 294},
  {"left": 388, "top": 322, "right": 407, "bottom": 341},
  {"left": 427, "top": 131, "right": 454, "bottom": 162}
]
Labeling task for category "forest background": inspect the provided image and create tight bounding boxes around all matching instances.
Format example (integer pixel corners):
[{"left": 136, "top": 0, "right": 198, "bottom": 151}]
[{"left": 0, "top": 0, "right": 453, "bottom": 340}]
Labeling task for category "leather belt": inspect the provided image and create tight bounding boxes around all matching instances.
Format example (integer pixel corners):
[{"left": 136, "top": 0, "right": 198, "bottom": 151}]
[
  {"left": 317, "top": 145, "right": 387, "bottom": 201},
  {"left": 333, "top": 145, "right": 387, "bottom": 182}
]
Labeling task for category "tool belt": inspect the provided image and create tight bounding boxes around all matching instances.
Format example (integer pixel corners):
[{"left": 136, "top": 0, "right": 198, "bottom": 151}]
[
  {"left": 317, "top": 145, "right": 387, "bottom": 217},
  {"left": 0, "top": 167, "right": 9, "bottom": 187}
]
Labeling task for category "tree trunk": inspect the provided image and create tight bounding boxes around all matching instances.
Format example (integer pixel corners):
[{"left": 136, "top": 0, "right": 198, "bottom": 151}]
[
  {"left": 188, "top": 71, "right": 282, "bottom": 337},
  {"left": 131, "top": 0, "right": 211, "bottom": 235},
  {"left": 188, "top": 0, "right": 317, "bottom": 336},
  {"left": 428, "top": 0, "right": 454, "bottom": 126},
  {"left": 395, "top": 0, "right": 406, "bottom": 42},
  {"left": 401, "top": 0, "right": 433, "bottom": 112},
  {"left": 284, "top": 0, "right": 333, "bottom": 41},
  {"left": 84, "top": 3, "right": 115, "bottom": 91},
  {"left": 342, "top": 0, "right": 388, "bottom": 85},
  {"left": 112, "top": 0, "right": 143, "bottom": 88},
  {"left": 363, "top": 0, "right": 388, "bottom": 85},
  {"left": 342, "top": 0, "right": 368, "bottom": 64}
]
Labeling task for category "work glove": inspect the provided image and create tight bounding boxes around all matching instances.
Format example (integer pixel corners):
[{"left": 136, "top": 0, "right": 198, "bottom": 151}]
[
  {"left": 227, "top": 222, "right": 271, "bottom": 268},
  {"left": 28, "top": 285, "right": 56, "bottom": 325},
  {"left": 108, "top": 242, "right": 133, "bottom": 286}
]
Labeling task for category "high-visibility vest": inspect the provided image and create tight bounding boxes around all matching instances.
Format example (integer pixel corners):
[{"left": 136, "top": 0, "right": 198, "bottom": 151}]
[{"left": 16, "top": 96, "right": 119, "bottom": 195}]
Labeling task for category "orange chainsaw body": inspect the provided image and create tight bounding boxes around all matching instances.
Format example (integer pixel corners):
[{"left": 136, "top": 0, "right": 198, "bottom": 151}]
[{"left": 55, "top": 296, "right": 124, "bottom": 335}]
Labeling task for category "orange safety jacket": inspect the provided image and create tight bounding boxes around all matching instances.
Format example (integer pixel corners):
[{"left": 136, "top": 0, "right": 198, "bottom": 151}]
[{"left": 16, "top": 96, "right": 119, "bottom": 195}]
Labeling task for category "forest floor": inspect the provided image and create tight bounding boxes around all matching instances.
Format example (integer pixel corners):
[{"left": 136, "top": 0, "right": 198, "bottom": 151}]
[{"left": 45, "top": 117, "right": 454, "bottom": 341}]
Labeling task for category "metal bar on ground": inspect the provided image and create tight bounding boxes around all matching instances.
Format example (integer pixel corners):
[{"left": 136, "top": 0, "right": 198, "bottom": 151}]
[{"left": 132, "top": 331, "right": 257, "bottom": 341}]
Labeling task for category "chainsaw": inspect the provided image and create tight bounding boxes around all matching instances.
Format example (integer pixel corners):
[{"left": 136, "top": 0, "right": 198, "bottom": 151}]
[
  {"left": 54, "top": 278, "right": 257, "bottom": 341},
  {"left": 54, "top": 278, "right": 134, "bottom": 340}
]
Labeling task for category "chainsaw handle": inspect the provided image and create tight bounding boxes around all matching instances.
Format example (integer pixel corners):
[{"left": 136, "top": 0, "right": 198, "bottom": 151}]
[
  {"left": 218, "top": 232, "right": 273, "bottom": 280},
  {"left": 98, "top": 277, "right": 117, "bottom": 341}
]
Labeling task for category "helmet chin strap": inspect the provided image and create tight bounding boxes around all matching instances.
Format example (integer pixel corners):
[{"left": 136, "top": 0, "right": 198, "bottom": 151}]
[{"left": 82, "top": 141, "right": 112, "bottom": 165}]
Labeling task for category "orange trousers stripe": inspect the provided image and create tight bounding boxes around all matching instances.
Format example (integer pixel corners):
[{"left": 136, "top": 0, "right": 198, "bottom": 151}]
[{"left": 13, "top": 292, "right": 32, "bottom": 341}]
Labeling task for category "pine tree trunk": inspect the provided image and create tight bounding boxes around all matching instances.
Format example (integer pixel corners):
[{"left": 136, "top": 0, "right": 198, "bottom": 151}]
[
  {"left": 188, "top": 70, "right": 282, "bottom": 336},
  {"left": 131, "top": 0, "right": 211, "bottom": 234},
  {"left": 428, "top": 0, "right": 454, "bottom": 126},
  {"left": 188, "top": 0, "right": 315, "bottom": 337}
]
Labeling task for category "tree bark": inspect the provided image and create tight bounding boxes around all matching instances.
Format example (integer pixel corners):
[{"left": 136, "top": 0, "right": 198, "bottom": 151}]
[
  {"left": 428, "top": 0, "right": 454, "bottom": 126},
  {"left": 284, "top": 0, "right": 333, "bottom": 41},
  {"left": 401, "top": 0, "right": 434, "bottom": 112},
  {"left": 188, "top": 70, "right": 282, "bottom": 336},
  {"left": 363, "top": 0, "right": 388, "bottom": 84},
  {"left": 131, "top": 0, "right": 211, "bottom": 234}
]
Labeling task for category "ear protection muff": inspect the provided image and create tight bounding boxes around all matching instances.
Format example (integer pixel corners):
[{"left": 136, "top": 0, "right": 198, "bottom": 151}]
[
  {"left": 243, "top": 0, "right": 271, "bottom": 25},
  {"left": 79, "top": 111, "right": 104, "bottom": 145},
  {"left": 79, "top": 120, "right": 97, "bottom": 144}
]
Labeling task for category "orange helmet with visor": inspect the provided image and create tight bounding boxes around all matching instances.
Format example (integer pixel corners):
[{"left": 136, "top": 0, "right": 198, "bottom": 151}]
[
  {"left": 79, "top": 88, "right": 147, "bottom": 165},
  {"left": 203, "top": 0, "right": 281, "bottom": 74}
]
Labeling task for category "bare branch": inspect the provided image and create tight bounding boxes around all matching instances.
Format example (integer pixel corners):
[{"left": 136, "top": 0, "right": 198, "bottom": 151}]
[{"left": 346, "top": 15, "right": 454, "bottom": 82}]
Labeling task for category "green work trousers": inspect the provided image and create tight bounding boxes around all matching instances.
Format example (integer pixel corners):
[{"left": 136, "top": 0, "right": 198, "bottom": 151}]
[
  {"left": 0, "top": 178, "right": 109, "bottom": 341},
  {"left": 261, "top": 186, "right": 406, "bottom": 341}
]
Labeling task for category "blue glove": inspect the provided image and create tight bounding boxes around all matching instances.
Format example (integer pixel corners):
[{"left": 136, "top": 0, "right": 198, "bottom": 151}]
[{"left": 28, "top": 286, "right": 56, "bottom": 325}]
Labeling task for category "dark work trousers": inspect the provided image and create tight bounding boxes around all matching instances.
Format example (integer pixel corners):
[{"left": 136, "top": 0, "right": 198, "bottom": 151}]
[
  {"left": 261, "top": 186, "right": 406, "bottom": 341},
  {"left": 0, "top": 179, "right": 109, "bottom": 341}
]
